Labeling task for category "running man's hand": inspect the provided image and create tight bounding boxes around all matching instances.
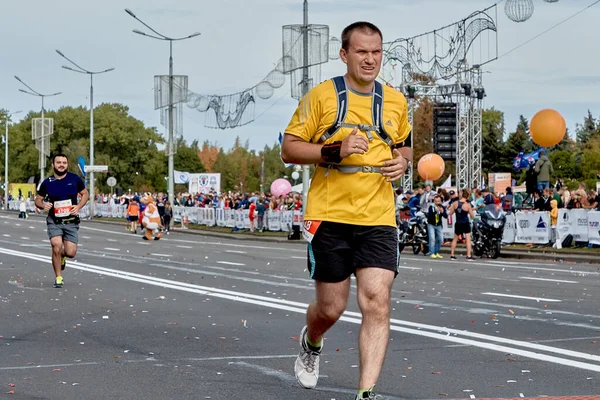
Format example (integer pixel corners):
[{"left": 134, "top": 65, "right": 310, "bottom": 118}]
[
  {"left": 340, "top": 127, "right": 369, "bottom": 158},
  {"left": 42, "top": 202, "right": 52, "bottom": 212},
  {"left": 70, "top": 206, "right": 80, "bottom": 216},
  {"left": 382, "top": 149, "right": 408, "bottom": 182}
]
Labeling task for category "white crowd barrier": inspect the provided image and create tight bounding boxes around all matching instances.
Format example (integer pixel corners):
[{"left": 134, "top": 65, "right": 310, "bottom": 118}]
[
  {"left": 7, "top": 200, "right": 600, "bottom": 245},
  {"left": 437, "top": 210, "right": 599, "bottom": 245}
]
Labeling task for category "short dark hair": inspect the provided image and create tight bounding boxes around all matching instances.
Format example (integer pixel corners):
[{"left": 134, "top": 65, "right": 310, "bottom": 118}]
[
  {"left": 341, "top": 22, "right": 383, "bottom": 50},
  {"left": 52, "top": 153, "right": 68, "bottom": 163}
]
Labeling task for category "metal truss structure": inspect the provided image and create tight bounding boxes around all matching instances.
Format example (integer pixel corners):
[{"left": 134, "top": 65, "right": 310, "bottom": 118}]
[{"left": 383, "top": 5, "right": 498, "bottom": 191}]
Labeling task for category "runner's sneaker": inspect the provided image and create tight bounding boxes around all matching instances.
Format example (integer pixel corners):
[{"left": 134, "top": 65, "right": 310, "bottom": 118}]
[
  {"left": 355, "top": 391, "right": 383, "bottom": 399},
  {"left": 61, "top": 256, "right": 66, "bottom": 271},
  {"left": 53, "top": 276, "right": 64, "bottom": 288},
  {"left": 450, "top": 255, "right": 457, "bottom": 260},
  {"left": 294, "top": 325, "right": 321, "bottom": 389},
  {"left": 436, "top": 254, "right": 444, "bottom": 259}
]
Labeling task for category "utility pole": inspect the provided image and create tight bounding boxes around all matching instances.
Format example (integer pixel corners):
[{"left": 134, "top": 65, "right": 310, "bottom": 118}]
[{"left": 300, "top": 0, "right": 310, "bottom": 214}]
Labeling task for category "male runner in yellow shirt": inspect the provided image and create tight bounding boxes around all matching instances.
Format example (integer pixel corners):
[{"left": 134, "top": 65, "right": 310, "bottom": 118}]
[{"left": 282, "top": 21, "right": 412, "bottom": 400}]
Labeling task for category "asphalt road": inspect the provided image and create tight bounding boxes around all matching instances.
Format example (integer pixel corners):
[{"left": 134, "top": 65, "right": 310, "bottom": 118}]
[{"left": 1, "top": 214, "right": 599, "bottom": 400}]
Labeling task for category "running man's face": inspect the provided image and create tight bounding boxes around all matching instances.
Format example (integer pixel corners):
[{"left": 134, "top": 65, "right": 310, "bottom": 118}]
[
  {"left": 340, "top": 30, "right": 382, "bottom": 87},
  {"left": 53, "top": 156, "right": 68, "bottom": 176}
]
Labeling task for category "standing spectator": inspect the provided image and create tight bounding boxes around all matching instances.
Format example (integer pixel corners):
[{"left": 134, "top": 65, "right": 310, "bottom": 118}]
[
  {"left": 534, "top": 150, "right": 554, "bottom": 191},
  {"left": 248, "top": 199, "right": 257, "bottom": 232},
  {"left": 420, "top": 184, "right": 433, "bottom": 210},
  {"left": 473, "top": 189, "right": 485, "bottom": 215},
  {"left": 126, "top": 198, "right": 140, "bottom": 233},
  {"left": 534, "top": 188, "right": 552, "bottom": 211},
  {"left": 585, "top": 190, "right": 600, "bottom": 211},
  {"left": 567, "top": 192, "right": 583, "bottom": 209},
  {"left": 256, "top": 198, "right": 266, "bottom": 232},
  {"left": 19, "top": 199, "right": 28, "bottom": 219},
  {"left": 426, "top": 195, "right": 447, "bottom": 259},
  {"left": 163, "top": 201, "right": 172, "bottom": 234},
  {"left": 156, "top": 195, "right": 166, "bottom": 227},
  {"left": 559, "top": 186, "right": 570, "bottom": 208},
  {"left": 524, "top": 162, "right": 537, "bottom": 206},
  {"left": 405, "top": 191, "right": 419, "bottom": 218},
  {"left": 550, "top": 199, "right": 559, "bottom": 246},
  {"left": 448, "top": 189, "right": 476, "bottom": 261}
]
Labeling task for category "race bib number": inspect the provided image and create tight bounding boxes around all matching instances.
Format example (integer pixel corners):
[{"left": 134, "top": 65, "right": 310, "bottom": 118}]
[
  {"left": 302, "top": 220, "right": 322, "bottom": 243},
  {"left": 54, "top": 200, "right": 73, "bottom": 218}
]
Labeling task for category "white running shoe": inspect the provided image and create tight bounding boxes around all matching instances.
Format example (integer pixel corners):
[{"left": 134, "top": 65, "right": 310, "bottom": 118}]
[{"left": 294, "top": 325, "right": 321, "bottom": 389}]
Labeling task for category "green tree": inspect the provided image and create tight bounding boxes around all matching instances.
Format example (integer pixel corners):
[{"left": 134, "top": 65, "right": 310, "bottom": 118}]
[
  {"left": 580, "top": 136, "right": 600, "bottom": 189},
  {"left": 481, "top": 108, "right": 505, "bottom": 174},
  {"left": 4, "top": 104, "right": 166, "bottom": 194},
  {"left": 575, "top": 110, "right": 597, "bottom": 145},
  {"left": 549, "top": 150, "right": 578, "bottom": 180},
  {"left": 174, "top": 138, "right": 205, "bottom": 173}
]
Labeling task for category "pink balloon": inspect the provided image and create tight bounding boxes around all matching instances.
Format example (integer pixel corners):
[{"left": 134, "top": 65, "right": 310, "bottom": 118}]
[{"left": 270, "top": 178, "right": 292, "bottom": 197}]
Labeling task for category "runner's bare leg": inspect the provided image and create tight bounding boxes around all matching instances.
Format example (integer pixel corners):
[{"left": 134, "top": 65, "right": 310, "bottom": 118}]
[{"left": 356, "top": 267, "right": 395, "bottom": 390}]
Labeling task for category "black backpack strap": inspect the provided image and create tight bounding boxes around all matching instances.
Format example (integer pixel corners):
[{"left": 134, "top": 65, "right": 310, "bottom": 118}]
[
  {"left": 372, "top": 81, "right": 393, "bottom": 147},
  {"left": 318, "top": 76, "right": 347, "bottom": 143}
]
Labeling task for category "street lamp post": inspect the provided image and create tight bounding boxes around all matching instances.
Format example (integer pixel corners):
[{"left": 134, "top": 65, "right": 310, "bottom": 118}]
[
  {"left": 125, "top": 8, "right": 200, "bottom": 207},
  {"left": 3, "top": 111, "right": 22, "bottom": 210},
  {"left": 55, "top": 49, "right": 114, "bottom": 220},
  {"left": 15, "top": 76, "right": 61, "bottom": 185}
]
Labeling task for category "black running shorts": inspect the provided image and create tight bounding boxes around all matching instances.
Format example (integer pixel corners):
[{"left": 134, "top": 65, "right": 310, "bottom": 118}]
[
  {"left": 307, "top": 221, "right": 399, "bottom": 283},
  {"left": 454, "top": 222, "right": 471, "bottom": 235}
]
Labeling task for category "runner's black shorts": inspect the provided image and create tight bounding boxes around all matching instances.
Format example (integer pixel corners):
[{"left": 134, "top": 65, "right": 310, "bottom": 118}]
[
  {"left": 129, "top": 215, "right": 138, "bottom": 222},
  {"left": 307, "top": 221, "right": 399, "bottom": 283},
  {"left": 454, "top": 221, "right": 471, "bottom": 235}
]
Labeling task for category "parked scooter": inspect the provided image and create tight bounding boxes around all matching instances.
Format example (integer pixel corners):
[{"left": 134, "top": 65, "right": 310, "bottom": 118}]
[{"left": 472, "top": 203, "right": 506, "bottom": 259}]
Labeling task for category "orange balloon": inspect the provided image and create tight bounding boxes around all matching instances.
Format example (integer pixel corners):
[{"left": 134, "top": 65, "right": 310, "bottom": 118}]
[
  {"left": 530, "top": 109, "right": 566, "bottom": 147},
  {"left": 418, "top": 153, "right": 445, "bottom": 181}
]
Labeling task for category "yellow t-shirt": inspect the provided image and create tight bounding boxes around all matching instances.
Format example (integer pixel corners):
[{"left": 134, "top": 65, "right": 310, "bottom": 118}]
[{"left": 285, "top": 77, "right": 412, "bottom": 227}]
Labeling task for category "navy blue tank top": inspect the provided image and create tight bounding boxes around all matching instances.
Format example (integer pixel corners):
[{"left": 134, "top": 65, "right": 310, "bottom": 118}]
[{"left": 456, "top": 201, "right": 470, "bottom": 224}]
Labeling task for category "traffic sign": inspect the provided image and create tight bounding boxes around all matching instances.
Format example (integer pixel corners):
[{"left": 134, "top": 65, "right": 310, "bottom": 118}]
[
  {"left": 84, "top": 165, "right": 108, "bottom": 173},
  {"left": 107, "top": 177, "right": 117, "bottom": 187}
]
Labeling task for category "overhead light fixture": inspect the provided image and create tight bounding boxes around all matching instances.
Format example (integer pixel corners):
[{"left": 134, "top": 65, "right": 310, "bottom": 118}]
[
  {"left": 475, "top": 87, "right": 485, "bottom": 100},
  {"left": 461, "top": 83, "right": 472, "bottom": 96}
]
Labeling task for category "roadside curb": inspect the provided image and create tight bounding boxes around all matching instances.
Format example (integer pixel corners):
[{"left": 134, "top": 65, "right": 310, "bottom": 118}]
[{"left": 2, "top": 210, "right": 598, "bottom": 264}]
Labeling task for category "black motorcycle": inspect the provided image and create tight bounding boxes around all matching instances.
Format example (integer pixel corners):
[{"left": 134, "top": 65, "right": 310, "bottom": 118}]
[
  {"left": 397, "top": 208, "right": 429, "bottom": 255},
  {"left": 472, "top": 204, "right": 506, "bottom": 259}
]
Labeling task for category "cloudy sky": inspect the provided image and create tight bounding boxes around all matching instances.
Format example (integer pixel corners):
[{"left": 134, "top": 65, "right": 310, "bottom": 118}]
[{"left": 1, "top": 0, "right": 598, "bottom": 152}]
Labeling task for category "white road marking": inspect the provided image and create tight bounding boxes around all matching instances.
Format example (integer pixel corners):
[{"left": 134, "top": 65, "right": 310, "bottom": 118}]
[
  {"left": 481, "top": 292, "right": 562, "bottom": 302},
  {"left": 485, "top": 262, "right": 600, "bottom": 275},
  {"left": 290, "top": 256, "right": 305, "bottom": 259},
  {"left": 519, "top": 277, "right": 579, "bottom": 284},
  {"left": 3, "top": 246, "right": 600, "bottom": 373},
  {"left": 82, "top": 236, "right": 92, "bottom": 239},
  {"left": 0, "top": 362, "right": 100, "bottom": 371},
  {"left": 150, "top": 253, "right": 172, "bottom": 257},
  {"left": 217, "top": 261, "right": 245, "bottom": 266},
  {"left": 20, "top": 237, "right": 30, "bottom": 240},
  {"left": 397, "top": 266, "right": 422, "bottom": 270},
  {"left": 76, "top": 224, "right": 304, "bottom": 252},
  {"left": 2, "top": 234, "right": 10, "bottom": 237},
  {"left": 225, "top": 250, "right": 247, "bottom": 254},
  {"left": 176, "top": 245, "right": 193, "bottom": 249},
  {"left": 104, "top": 248, "right": 120, "bottom": 251}
]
